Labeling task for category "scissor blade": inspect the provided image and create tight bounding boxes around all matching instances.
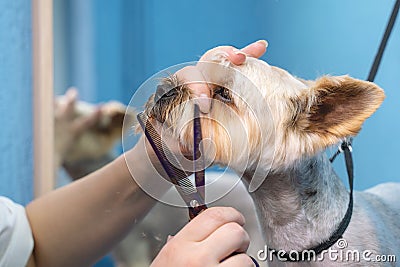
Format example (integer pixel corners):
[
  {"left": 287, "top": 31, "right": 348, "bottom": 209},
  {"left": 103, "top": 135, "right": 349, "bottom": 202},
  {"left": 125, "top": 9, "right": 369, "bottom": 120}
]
[
  {"left": 137, "top": 112, "right": 206, "bottom": 219},
  {"left": 194, "top": 104, "right": 206, "bottom": 202}
]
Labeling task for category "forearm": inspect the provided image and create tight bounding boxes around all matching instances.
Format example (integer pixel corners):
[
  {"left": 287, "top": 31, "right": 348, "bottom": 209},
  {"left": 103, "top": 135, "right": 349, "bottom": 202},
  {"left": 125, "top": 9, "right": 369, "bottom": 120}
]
[{"left": 26, "top": 138, "right": 170, "bottom": 267}]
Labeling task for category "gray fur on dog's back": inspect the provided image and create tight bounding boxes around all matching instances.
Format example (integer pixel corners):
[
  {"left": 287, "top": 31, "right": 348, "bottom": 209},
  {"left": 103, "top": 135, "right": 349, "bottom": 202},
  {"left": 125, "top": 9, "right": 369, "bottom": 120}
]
[{"left": 362, "top": 183, "right": 400, "bottom": 248}]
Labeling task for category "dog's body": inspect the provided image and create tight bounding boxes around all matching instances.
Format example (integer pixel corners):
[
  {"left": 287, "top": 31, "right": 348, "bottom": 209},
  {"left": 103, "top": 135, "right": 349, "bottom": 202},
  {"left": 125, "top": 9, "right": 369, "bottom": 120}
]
[{"left": 144, "top": 49, "right": 400, "bottom": 266}]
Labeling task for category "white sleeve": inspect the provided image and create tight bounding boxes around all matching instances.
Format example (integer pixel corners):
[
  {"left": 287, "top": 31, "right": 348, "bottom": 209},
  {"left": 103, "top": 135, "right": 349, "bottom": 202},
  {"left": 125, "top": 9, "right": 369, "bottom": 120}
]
[{"left": 0, "top": 197, "right": 34, "bottom": 267}]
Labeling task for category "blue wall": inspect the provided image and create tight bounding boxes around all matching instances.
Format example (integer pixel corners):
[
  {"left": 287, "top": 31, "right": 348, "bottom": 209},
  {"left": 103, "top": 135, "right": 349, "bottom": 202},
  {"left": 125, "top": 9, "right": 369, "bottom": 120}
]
[
  {"left": 260, "top": 0, "right": 400, "bottom": 189},
  {"left": 55, "top": 0, "right": 400, "bottom": 190},
  {"left": 0, "top": 1, "right": 33, "bottom": 204}
]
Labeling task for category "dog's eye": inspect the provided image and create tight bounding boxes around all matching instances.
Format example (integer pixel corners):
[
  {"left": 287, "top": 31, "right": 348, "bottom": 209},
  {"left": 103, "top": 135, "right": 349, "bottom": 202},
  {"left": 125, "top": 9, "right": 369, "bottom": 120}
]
[{"left": 214, "top": 87, "right": 232, "bottom": 103}]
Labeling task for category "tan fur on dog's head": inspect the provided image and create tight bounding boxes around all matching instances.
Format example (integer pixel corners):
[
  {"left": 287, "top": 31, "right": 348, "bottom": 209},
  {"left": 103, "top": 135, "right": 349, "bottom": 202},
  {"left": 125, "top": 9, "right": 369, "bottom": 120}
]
[{"left": 144, "top": 48, "right": 385, "bottom": 174}]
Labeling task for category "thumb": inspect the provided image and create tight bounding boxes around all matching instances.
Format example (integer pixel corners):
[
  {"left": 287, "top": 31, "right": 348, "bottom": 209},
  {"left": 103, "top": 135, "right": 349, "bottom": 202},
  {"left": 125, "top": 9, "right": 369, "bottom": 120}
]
[{"left": 241, "top": 40, "right": 268, "bottom": 59}]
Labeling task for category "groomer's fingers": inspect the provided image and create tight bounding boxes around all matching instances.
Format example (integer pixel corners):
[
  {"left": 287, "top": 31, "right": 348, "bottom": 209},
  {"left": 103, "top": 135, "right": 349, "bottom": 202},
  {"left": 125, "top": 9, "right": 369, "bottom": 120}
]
[
  {"left": 175, "top": 66, "right": 212, "bottom": 113},
  {"left": 176, "top": 41, "right": 267, "bottom": 113},
  {"left": 241, "top": 40, "right": 268, "bottom": 59},
  {"left": 219, "top": 253, "right": 256, "bottom": 267},
  {"left": 175, "top": 66, "right": 210, "bottom": 96},
  {"left": 175, "top": 207, "right": 245, "bottom": 242},
  {"left": 198, "top": 40, "right": 267, "bottom": 66},
  {"left": 199, "top": 46, "right": 246, "bottom": 65},
  {"left": 202, "top": 222, "right": 250, "bottom": 261}
]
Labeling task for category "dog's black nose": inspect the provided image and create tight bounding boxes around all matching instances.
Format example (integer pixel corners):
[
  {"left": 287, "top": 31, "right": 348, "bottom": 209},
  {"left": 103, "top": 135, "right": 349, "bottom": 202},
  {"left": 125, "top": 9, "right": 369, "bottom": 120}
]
[{"left": 155, "top": 84, "right": 178, "bottom": 103}]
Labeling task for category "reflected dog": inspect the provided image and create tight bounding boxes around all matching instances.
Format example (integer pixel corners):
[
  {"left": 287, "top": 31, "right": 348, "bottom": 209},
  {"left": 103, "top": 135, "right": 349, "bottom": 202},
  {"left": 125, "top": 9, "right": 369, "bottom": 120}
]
[{"left": 54, "top": 89, "right": 134, "bottom": 179}]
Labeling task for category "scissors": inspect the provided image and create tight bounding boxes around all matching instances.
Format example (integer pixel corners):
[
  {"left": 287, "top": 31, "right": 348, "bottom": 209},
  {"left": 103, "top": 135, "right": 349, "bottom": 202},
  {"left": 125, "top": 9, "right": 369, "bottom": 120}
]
[
  {"left": 137, "top": 104, "right": 259, "bottom": 266},
  {"left": 137, "top": 104, "right": 207, "bottom": 220}
]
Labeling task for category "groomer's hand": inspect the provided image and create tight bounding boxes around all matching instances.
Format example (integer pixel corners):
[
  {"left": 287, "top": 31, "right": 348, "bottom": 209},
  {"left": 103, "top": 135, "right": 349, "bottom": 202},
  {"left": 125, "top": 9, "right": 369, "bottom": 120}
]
[
  {"left": 176, "top": 40, "right": 267, "bottom": 113},
  {"left": 151, "top": 207, "right": 254, "bottom": 267},
  {"left": 199, "top": 39, "right": 267, "bottom": 65}
]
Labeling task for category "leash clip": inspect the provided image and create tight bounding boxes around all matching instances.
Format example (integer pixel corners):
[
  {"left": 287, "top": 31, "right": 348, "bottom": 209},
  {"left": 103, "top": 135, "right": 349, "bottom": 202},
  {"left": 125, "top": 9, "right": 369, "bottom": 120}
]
[
  {"left": 339, "top": 138, "right": 353, "bottom": 153},
  {"left": 330, "top": 138, "right": 353, "bottom": 163}
]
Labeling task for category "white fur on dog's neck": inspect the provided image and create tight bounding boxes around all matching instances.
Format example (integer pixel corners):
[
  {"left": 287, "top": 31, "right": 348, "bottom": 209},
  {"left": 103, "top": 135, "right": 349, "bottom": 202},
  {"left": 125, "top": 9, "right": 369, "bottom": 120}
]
[{"left": 246, "top": 152, "right": 349, "bottom": 253}]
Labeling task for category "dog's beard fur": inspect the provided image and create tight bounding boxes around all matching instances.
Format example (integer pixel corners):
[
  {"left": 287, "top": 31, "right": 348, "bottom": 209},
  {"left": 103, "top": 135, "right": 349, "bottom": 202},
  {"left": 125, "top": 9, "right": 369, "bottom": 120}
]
[{"left": 144, "top": 52, "right": 385, "bottom": 177}]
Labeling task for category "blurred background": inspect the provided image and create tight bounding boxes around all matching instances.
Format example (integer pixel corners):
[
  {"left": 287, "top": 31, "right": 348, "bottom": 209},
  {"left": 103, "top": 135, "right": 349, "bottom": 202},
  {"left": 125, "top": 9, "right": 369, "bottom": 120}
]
[{"left": 1, "top": 0, "right": 399, "bottom": 266}]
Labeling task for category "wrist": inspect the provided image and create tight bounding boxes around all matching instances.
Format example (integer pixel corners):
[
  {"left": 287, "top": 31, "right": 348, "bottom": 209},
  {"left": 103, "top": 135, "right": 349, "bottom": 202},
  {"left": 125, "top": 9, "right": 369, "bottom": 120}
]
[{"left": 123, "top": 136, "right": 171, "bottom": 199}]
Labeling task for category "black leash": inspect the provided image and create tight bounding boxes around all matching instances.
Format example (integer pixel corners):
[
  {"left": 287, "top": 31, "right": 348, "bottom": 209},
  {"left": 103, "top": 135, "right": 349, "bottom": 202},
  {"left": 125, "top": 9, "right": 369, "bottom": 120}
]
[
  {"left": 270, "top": 139, "right": 354, "bottom": 262},
  {"left": 367, "top": 0, "right": 400, "bottom": 82}
]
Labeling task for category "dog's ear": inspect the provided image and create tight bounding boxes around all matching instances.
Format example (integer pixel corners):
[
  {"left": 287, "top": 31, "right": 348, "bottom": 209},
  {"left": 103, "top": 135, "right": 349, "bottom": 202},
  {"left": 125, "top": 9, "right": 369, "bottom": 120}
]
[{"left": 294, "top": 75, "right": 385, "bottom": 148}]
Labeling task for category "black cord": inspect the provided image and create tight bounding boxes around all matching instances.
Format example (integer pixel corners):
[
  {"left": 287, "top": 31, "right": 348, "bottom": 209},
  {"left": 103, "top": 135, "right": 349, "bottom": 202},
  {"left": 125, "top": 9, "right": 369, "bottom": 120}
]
[
  {"left": 270, "top": 141, "right": 354, "bottom": 262},
  {"left": 329, "top": 149, "right": 341, "bottom": 163},
  {"left": 367, "top": 0, "right": 400, "bottom": 82}
]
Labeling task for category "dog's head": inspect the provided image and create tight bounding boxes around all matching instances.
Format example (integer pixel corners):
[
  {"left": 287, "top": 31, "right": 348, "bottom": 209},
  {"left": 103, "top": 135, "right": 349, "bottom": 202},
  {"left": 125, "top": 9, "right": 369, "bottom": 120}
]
[{"left": 143, "top": 48, "right": 385, "bottom": 177}]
